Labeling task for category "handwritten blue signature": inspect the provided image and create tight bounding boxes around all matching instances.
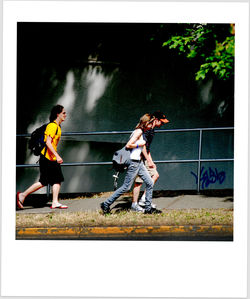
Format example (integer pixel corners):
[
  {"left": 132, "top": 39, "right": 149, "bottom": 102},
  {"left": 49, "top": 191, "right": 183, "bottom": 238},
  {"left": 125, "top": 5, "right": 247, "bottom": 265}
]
[{"left": 191, "top": 167, "right": 226, "bottom": 189}]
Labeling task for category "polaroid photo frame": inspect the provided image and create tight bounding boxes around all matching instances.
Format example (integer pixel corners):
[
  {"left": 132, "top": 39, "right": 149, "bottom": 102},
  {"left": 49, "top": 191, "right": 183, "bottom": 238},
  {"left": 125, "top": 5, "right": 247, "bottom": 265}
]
[{"left": 1, "top": 1, "right": 249, "bottom": 298}]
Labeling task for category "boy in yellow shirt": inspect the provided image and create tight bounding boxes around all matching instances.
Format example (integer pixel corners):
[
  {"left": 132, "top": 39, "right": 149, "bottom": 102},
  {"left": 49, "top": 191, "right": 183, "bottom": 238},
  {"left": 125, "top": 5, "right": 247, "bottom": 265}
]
[{"left": 17, "top": 104, "right": 68, "bottom": 209}]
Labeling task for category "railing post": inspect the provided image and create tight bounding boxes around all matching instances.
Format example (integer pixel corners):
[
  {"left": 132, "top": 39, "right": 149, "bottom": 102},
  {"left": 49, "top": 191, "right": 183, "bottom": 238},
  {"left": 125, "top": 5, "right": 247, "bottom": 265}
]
[{"left": 197, "top": 130, "right": 203, "bottom": 193}]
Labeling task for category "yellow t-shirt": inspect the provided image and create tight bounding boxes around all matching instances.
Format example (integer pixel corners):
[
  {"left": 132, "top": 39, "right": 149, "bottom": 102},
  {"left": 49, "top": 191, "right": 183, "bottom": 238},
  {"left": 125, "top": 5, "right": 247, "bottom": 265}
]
[{"left": 41, "top": 122, "right": 61, "bottom": 161}]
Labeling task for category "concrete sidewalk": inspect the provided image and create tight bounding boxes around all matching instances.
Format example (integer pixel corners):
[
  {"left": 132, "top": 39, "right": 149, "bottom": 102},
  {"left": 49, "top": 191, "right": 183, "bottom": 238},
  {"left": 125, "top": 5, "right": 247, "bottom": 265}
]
[{"left": 16, "top": 193, "right": 234, "bottom": 214}]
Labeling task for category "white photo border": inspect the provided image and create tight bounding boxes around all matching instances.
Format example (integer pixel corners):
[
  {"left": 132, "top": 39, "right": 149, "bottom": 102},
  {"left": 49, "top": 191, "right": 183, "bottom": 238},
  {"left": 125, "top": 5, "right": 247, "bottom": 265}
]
[{"left": 1, "top": 1, "right": 249, "bottom": 298}]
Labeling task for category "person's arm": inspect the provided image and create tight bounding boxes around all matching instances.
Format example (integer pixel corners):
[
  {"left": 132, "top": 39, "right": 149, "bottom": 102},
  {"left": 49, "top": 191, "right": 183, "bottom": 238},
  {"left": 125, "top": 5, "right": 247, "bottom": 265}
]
[
  {"left": 46, "top": 136, "right": 63, "bottom": 164},
  {"left": 126, "top": 129, "right": 145, "bottom": 149},
  {"left": 141, "top": 147, "right": 155, "bottom": 168}
]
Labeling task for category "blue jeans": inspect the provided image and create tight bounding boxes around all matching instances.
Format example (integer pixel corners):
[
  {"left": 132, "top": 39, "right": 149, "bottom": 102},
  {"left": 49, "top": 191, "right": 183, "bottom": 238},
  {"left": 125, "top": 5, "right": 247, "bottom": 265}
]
[{"left": 104, "top": 160, "right": 154, "bottom": 211}]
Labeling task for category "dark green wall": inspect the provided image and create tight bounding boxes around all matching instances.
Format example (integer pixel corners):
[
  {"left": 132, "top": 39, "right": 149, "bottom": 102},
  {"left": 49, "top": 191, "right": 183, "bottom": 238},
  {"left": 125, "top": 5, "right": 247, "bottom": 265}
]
[{"left": 16, "top": 23, "right": 234, "bottom": 193}]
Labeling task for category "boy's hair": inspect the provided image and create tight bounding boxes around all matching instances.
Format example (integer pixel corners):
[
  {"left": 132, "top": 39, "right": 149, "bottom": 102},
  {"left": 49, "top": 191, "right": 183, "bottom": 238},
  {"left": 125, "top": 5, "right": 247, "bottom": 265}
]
[
  {"left": 152, "top": 111, "right": 169, "bottom": 123},
  {"left": 135, "top": 113, "right": 155, "bottom": 130},
  {"left": 49, "top": 105, "right": 64, "bottom": 122}
]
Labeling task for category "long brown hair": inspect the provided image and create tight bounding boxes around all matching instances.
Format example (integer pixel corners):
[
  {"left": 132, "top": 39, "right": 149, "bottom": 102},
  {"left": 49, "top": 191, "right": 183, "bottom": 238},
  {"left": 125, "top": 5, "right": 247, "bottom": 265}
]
[{"left": 135, "top": 113, "right": 155, "bottom": 130}]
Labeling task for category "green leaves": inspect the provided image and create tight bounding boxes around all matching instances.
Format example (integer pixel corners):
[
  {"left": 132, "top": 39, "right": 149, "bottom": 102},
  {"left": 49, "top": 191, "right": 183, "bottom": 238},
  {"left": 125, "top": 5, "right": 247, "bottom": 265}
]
[
  {"left": 195, "top": 36, "right": 234, "bottom": 81},
  {"left": 162, "top": 24, "right": 234, "bottom": 81},
  {"left": 163, "top": 35, "right": 195, "bottom": 54}
]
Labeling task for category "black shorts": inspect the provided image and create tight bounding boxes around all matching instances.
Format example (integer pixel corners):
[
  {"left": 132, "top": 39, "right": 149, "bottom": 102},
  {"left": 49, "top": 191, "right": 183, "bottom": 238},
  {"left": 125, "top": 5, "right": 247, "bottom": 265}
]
[{"left": 39, "top": 155, "right": 64, "bottom": 186}]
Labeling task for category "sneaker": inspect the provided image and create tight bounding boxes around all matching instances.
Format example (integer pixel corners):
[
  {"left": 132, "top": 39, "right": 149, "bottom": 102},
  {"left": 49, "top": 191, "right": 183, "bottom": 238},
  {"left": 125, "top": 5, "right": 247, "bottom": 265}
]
[
  {"left": 138, "top": 200, "right": 145, "bottom": 207},
  {"left": 151, "top": 203, "right": 157, "bottom": 209},
  {"left": 131, "top": 203, "right": 145, "bottom": 213},
  {"left": 138, "top": 193, "right": 146, "bottom": 206},
  {"left": 138, "top": 199, "right": 157, "bottom": 209},
  {"left": 100, "top": 202, "right": 111, "bottom": 214},
  {"left": 144, "top": 208, "right": 162, "bottom": 214}
]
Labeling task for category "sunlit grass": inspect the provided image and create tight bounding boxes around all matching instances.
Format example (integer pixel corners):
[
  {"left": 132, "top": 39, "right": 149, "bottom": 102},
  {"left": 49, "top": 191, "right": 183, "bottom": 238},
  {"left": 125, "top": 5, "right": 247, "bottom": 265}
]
[{"left": 16, "top": 208, "right": 233, "bottom": 228}]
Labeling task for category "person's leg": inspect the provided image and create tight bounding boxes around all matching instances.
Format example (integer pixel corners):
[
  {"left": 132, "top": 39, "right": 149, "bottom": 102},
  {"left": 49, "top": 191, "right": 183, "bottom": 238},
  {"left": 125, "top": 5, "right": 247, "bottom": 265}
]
[
  {"left": 140, "top": 170, "right": 159, "bottom": 198},
  {"left": 51, "top": 183, "right": 63, "bottom": 207},
  {"left": 132, "top": 182, "right": 142, "bottom": 204},
  {"left": 137, "top": 163, "right": 154, "bottom": 212},
  {"left": 18, "top": 182, "right": 44, "bottom": 203},
  {"left": 139, "top": 162, "right": 159, "bottom": 206},
  {"left": 151, "top": 170, "right": 160, "bottom": 184},
  {"left": 17, "top": 156, "right": 47, "bottom": 208},
  {"left": 102, "top": 161, "right": 140, "bottom": 208},
  {"left": 48, "top": 159, "right": 67, "bottom": 208}
]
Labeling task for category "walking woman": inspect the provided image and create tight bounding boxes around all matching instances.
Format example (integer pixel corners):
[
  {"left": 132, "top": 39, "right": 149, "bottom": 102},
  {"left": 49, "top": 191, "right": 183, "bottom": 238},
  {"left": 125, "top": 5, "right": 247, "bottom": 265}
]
[{"left": 100, "top": 114, "right": 162, "bottom": 214}]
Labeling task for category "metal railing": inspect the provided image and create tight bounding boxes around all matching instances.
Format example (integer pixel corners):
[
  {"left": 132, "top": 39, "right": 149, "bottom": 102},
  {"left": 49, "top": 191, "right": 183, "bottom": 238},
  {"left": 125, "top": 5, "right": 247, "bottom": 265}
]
[{"left": 16, "top": 127, "right": 234, "bottom": 193}]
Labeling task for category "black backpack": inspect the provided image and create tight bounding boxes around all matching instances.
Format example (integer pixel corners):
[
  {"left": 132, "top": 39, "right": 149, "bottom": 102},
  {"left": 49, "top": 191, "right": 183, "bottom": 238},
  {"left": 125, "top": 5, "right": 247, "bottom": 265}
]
[{"left": 28, "top": 123, "right": 58, "bottom": 156}]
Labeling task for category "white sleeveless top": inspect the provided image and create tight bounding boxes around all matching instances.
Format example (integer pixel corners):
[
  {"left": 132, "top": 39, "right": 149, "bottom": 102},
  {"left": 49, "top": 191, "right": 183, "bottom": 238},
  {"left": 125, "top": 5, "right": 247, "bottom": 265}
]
[{"left": 130, "top": 129, "right": 144, "bottom": 161}]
